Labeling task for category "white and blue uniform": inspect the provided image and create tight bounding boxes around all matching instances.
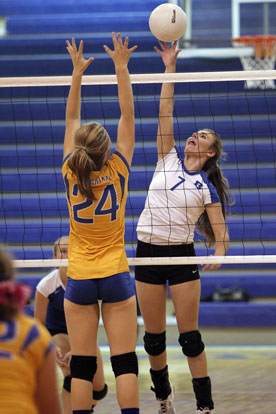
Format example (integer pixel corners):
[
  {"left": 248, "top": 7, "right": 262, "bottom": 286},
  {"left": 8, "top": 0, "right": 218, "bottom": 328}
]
[
  {"left": 36, "top": 269, "right": 67, "bottom": 335},
  {"left": 137, "top": 147, "right": 220, "bottom": 245}
]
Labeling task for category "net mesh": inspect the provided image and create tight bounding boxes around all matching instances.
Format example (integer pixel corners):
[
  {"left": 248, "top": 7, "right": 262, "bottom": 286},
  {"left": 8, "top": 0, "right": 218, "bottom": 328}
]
[{"left": 0, "top": 71, "right": 276, "bottom": 279}]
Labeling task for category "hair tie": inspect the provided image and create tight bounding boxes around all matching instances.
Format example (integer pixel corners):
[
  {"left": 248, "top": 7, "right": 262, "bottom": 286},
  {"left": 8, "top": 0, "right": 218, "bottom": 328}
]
[
  {"left": 0, "top": 280, "right": 31, "bottom": 311},
  {"left": 75, "top": 145, "right": 89, "bottom": 154}
]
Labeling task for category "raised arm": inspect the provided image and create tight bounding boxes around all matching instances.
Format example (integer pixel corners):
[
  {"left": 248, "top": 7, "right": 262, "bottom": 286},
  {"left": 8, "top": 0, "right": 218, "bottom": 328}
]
[
  {"left": 104, "top": 33, "right": 137, "bottom": 166},
  {"left": 63, "top": 38, "right": 94, "bottom": 159},
  {"left": 155, "top": 41, "right": 181, "bottom": 161}
]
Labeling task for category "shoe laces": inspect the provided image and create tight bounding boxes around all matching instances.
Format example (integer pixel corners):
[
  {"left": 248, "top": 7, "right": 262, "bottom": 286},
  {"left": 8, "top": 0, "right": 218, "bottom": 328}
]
[{"left": 159, "top": 399, "right": 172, "bottom": 413}]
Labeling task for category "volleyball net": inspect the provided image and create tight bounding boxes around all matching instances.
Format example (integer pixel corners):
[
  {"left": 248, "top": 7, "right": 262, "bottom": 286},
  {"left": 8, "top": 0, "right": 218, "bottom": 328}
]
[{"left": 0, "top": 69, "right": 276, "bottom": 274}]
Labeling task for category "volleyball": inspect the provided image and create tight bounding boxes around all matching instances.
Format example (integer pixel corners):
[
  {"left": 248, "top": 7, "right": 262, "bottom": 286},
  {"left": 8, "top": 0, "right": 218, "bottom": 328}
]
[{"left": 149, "top": 3, "right": 187, "bottom": 42}]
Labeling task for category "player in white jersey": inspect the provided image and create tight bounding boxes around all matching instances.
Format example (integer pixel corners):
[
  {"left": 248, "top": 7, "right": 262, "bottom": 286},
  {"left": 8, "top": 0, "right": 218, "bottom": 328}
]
[
  {"left": 135, "top": 42, "right": 231, "bottom": 414},
  {"left": 34, "top": 236, "right": 107, "bottom": 414}
]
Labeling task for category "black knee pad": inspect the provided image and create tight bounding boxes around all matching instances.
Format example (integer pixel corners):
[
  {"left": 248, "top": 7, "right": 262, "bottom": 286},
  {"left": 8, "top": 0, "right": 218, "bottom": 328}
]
[
  {"left": 179, "top": 330, "right": 205, "bottom": 357},
  {"left": 110, "top": 352, "right": 138, "bottom": 378},
  {"left": 70, "top": 355, "right": 97, "bottom": 382},
  {"left": 93, "top": 383, "right": 108, "bottom": 401},
  {"left": 63, "top": 375, "right": 71, "bottom": 392},
  {"left": 144, "top": 331, "right": 166, "bottom": 356}
]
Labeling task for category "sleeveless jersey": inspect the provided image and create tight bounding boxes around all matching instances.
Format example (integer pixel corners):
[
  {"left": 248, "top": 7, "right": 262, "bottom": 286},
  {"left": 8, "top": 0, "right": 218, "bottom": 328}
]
[
  {"left": 137, "top": 147, "right": 220, "bottom": 245},
  {"left": 36, "top": 269, "right": 67, "bottom": 332},
  {"left": 62, "top": 151, "right": 130, "bottom": 279},
  {"left": 0, "top": 314, "right": 53, "bottom": 414}
]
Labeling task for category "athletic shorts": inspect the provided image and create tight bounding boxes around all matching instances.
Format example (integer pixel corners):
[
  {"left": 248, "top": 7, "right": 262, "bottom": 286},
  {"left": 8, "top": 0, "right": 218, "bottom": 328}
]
[
  {"left": 48, "top": 328, "right": 68, "bottom": 336},
  {"left": 64, "top": 272, "right": 135, "bottom": 305},
  {"left": 135, "top": 240, "right": 200, "bottom": 286}
]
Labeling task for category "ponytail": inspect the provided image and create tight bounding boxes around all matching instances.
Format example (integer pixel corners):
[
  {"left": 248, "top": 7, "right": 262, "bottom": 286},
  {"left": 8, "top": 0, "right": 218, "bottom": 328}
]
[
  {"left": 196, "top": 129, "right": 233, "bottom": 246},
  {"left": 67, "top": 122, "right": 111, "bottom": 200}
]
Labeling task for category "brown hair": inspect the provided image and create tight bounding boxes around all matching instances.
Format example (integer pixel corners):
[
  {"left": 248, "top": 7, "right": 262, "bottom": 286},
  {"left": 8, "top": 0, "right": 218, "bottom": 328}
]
[
  {"left": 0, "top": 250, "right": 17, "bottom": 319},
  {"left": 196, "top": 129, "right": 233, "bottom": 246},
  {"left": 67, "top": 122, "right": 111, "bottom": 200}
]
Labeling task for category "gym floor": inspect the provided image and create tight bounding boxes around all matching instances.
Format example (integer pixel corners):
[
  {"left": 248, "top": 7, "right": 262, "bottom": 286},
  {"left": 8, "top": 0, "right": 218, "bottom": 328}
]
[{"left": 74, "top": 344, "right": 276, "bottom": 413}]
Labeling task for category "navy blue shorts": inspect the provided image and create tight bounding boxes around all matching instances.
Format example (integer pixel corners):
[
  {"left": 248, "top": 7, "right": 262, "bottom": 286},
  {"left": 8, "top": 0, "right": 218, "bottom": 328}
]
[
  {"left": 64, "top": 272, "right": 135, "bottom": 305},
  {"left": 135, "top": 240, "right": 200, "bottom": 286}
]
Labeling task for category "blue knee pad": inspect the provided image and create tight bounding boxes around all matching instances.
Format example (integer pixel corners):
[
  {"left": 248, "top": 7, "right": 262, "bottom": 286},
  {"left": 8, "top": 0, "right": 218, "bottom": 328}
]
[
  {"left": 144, "top": 331, "right": 166, "bottom": 356},
  {"left": 179, "top": 330, "right": 205, "bottom": 357},
  {"left": 70, "top": 355, "right": 97, "bottom": 382}
]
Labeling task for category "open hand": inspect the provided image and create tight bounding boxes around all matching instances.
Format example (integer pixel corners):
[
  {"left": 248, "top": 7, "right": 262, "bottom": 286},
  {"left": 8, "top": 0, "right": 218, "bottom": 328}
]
[
  {"left": 66, "top": 38, "right": 94, "bottom": 74},
  {"left": 103, "top": 32, "right": 137, "bottom": 67},
  {"left": 154, "top": 40, "right": 181, "bottom": 68}
]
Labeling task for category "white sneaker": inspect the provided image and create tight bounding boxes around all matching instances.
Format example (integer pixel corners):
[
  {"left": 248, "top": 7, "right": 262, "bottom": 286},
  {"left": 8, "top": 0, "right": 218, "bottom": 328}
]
[
  {"left": 197, "top": 408, "right": 214, "bottom": 414},
  {"left": 157, "top": 386, "right": 176, "bottom": 414}
]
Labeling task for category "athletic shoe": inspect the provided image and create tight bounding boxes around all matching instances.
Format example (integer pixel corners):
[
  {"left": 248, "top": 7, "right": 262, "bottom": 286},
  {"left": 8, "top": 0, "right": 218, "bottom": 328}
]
[
  {"left": 197, "top": 408, "right": 214, "bottom": 413},
  {"left": 157, "top": 386, "right": 176, "bottom": 414}
]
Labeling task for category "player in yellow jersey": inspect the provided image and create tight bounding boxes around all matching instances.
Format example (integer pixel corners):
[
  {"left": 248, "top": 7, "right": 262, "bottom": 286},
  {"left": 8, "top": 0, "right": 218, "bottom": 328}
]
[
  {"left": 0, "top": 249, "right": 61, "bottom": 414},
  {"left": 34, "top": 236, "right": 108, "bottom": 414},
  {"left": 62, "top": 34, "right": 139, "bottom": 414}
]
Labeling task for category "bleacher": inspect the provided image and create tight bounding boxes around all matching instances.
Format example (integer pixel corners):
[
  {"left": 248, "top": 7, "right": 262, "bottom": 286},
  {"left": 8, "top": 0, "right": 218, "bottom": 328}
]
[{"left": 0, "top": 0, "right": 275, "bottom": 327}]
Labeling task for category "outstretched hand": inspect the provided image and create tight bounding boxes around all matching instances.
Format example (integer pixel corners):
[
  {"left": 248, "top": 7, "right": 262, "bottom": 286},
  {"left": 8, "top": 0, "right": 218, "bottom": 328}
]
[
  {"left": 103, "top": 32, "right": 137, "bottom": 67},
  {"left": 66, "top": 38, "right": 94, "bottom": 74},
  {"left": 154, "top": 40, "right": 181, "bottom": 68}
]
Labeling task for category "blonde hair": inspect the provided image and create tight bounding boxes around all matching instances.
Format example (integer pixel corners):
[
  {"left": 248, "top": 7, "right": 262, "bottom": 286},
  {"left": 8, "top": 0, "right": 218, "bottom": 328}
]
[
  {"left": 67, "top": 122, "right": 111, "bottom": 200},
  {"left": 53, "top": 236, "right": 69, "bottom": 258}
]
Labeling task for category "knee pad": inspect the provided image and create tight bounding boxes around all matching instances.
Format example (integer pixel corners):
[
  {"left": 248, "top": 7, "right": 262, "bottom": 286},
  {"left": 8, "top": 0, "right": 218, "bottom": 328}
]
[
  {"left": 144, "top": 331, "right": 166, "bottom": 356},
  {"left": 110, "top": 352, "right": 138, "bottom": 378},
  {"left": 70, "top": 355, "right": 97, "bottom": 382},
  {"left": 179, "top": 330, "right": 205, "bottom": 357},
  {"left": 93, "top": 383, "right": 108, "bottom": 401},
  {"left": 63, "top": 375, "right": 71, "bottom": 392}
]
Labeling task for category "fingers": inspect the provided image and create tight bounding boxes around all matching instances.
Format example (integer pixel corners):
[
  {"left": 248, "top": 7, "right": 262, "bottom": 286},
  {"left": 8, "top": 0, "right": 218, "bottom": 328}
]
[
  {"left": 104, "top": 32, "right": 137, "bottom": 56},
  {"left": 103, "top": 44, "right": 111, "bottom": 57},
  {"left": 111, "top": 31, "right": 118, "bottom": 47},
  {"left": 129, "top": 45, "right": 138, "bottom": 53},
  {"left": 83, "top": 57, "right": 95, "bottom": 71}
]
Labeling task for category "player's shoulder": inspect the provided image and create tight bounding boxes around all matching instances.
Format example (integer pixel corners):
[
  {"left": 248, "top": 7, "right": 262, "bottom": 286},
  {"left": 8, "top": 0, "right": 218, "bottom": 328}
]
[
  {"left": 36, "top": 269, "right": 61, "bottom": 296},
  {"left": 109, "top": 151, "right": 130, "bottom": 173}
]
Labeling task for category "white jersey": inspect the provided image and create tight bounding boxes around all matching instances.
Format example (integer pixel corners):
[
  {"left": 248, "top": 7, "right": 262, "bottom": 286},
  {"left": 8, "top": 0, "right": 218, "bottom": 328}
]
[
  {"left": 36, "top": 269, "right": 67, "bottom": 332},
  {"left": 137, "top": 147, "right": 220, "bottom": 245}
]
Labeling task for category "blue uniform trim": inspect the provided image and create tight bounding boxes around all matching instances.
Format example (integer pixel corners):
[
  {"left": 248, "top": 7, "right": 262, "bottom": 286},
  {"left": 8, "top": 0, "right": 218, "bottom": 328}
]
[
  {"left": 118, "top": 172, "right": 125, "bottom": 202},
  {"left": 20, "top": 324, "right": 39, "bottom": 354},
  {"left": 62, "top": 153, "right": 71, "bottom": 165},
  {"left": 65, "top": 273, "right": 135, "bottom": 305},
  {"left": 46, "top": 286, "right": 67, "bottom": 333},
  {"left": 64, "top": 172, "right": 71, "bottom": 207},
  {"left": 0, "top": 351, "right": 12, "bottom": 359},
  {"left": 44, "top": 341, "right": 55, "bottom": 357},
  {"left": 200, "top": 171, "right": 220, "bottom": 203},
  {"left": 114, "top": 151, "right": 130, "bottom": 172}
]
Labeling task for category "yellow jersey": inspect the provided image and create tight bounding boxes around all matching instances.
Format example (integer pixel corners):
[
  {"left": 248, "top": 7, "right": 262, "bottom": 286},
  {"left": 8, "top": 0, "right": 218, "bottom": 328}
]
[
  {"left": 0, "top": 314, "right": 54, "bottom": 414},
  {"left": 62, "top": 151, "right": 130, "bottom": 279}
]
